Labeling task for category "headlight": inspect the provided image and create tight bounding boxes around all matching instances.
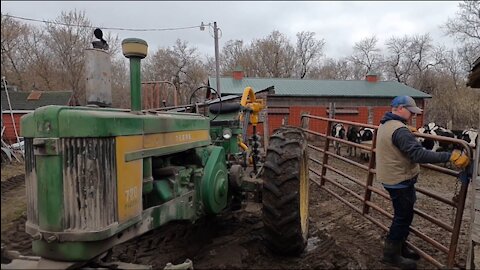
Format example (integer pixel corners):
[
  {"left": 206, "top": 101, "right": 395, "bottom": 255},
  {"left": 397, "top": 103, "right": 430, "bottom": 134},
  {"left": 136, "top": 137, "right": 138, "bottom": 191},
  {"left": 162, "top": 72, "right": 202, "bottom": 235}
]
[{"left": 222, "top": 128, "right": 232, "bottom": 139}]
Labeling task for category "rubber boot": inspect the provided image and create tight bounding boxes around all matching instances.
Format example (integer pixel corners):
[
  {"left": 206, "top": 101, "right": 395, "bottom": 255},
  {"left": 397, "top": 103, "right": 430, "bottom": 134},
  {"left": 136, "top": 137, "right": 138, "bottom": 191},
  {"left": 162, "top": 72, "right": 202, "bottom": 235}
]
[
  {"left": 402, "top": 240, "right": 420, "bottom": 261},
  {"left": 382, "top": 239, "right": 417, "bottom": 270}
]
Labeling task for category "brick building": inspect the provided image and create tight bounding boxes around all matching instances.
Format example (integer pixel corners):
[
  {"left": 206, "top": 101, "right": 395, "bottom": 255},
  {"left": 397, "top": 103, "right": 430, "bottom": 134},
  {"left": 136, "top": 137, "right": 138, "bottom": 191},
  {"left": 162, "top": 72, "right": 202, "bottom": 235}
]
[{"left": 209, "top": 71, "right": 431, "bottom": 136}]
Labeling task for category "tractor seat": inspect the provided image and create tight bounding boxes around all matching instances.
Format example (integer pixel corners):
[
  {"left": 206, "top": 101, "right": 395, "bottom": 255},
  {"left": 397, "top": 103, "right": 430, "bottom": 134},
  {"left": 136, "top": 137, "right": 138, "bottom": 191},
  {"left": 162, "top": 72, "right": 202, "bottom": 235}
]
[{"left": 209, "top": 103, "right": 241, "bottom": 114}]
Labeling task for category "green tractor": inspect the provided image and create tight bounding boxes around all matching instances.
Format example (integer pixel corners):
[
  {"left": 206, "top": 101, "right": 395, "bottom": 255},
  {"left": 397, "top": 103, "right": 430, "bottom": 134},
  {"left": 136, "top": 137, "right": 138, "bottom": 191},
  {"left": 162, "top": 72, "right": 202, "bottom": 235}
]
[{"left": 13, "top": 37, "right": 310, "bottom": 267}]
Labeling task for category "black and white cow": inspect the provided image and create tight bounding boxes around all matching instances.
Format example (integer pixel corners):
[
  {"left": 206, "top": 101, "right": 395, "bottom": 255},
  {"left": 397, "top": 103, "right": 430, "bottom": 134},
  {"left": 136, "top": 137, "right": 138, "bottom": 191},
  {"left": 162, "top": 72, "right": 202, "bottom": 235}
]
[
  {"left": 459, "top": 129, "right": 478, "bottom": 148},
  {"left": 417, "top": 122, "right": 455, "bottom": 152},
  {"left": 451, "top": 129, "right": 465, "bottom": 141},
  {"left": 359, "top": 127, "right": 374, "bottom": 142},
  {"left": 417, "top": 123, "right": 435, "bottom": 149},
  {"left": 357, "top": 127, "right": 374, "bottom": 161},
  {"left": 331, "top": 123, "right": 346, "bottom": 155},
  {"left": 346, "top": 125, "right": 361, "bottom": 157},
  {"left": 430, "top": 126, "right": 455, "bottom": 152}
]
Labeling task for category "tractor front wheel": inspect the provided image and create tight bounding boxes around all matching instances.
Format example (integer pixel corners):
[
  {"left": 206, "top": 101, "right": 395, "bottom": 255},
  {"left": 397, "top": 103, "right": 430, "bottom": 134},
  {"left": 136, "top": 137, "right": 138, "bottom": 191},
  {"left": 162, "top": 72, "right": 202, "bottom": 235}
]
[{"left": 262, "top": 127, "right": 309, "bottom": 255}]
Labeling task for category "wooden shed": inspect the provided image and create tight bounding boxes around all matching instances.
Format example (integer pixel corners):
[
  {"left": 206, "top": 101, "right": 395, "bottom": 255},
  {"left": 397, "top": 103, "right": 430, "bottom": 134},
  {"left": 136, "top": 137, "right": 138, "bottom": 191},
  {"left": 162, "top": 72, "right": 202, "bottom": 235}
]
[{"left": 209, "top": 72, "right": 431, "bottom": 136}]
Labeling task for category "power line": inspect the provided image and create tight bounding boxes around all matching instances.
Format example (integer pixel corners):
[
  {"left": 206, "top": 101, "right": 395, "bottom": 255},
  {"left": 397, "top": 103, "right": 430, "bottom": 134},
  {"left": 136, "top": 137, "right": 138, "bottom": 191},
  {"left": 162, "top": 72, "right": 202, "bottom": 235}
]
[{"left": 2, "top": 14, "right": 202, "bottom": 32}]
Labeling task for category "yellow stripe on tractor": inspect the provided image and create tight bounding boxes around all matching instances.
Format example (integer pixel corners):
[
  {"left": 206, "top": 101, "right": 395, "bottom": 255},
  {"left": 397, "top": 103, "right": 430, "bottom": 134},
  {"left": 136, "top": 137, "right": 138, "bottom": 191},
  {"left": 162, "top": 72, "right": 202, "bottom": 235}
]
[
  {"left": 116, "top": 135, "right": 143, "bottom": 222},
  {"left": 144, "top": 130, "right": 210, "bottom": 149}
]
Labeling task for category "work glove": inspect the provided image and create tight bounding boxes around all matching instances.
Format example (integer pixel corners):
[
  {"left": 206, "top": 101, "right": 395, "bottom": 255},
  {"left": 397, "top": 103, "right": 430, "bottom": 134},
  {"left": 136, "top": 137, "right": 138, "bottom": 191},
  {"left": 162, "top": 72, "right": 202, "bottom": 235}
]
[
  {"left": 450, "top": 150, "right": 470, "bottom": 169},
  {"left": 407, "top": 125, "right": 418, "bottom": 132}
]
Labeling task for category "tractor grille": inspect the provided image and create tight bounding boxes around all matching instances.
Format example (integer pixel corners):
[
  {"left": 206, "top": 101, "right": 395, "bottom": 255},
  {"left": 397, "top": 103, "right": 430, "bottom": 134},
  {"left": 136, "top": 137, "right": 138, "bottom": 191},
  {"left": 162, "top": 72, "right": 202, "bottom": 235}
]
[
  {"left": 62, "top": 138, "right": 118, "bottom": 231},
  {"left": 25, "top": 138, "right": 38, "bottom": 225}
]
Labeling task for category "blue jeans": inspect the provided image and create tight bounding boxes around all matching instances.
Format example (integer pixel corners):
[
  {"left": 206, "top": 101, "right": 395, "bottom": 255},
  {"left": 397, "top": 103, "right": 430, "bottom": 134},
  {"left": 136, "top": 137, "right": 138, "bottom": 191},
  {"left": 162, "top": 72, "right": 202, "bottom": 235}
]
[{"left": 385, "top": 181, "right": 417, "bottom": 241}]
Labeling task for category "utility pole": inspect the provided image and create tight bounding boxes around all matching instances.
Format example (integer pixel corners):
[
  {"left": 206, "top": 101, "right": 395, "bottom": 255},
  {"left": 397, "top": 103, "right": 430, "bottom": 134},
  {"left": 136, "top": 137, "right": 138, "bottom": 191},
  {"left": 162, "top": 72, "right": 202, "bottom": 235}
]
[
  {"left": 200, "top": 21, "right": 221, "bottom": 97},
  {"left": 213, "top": 22, "right": 221, "bottom": 97}
]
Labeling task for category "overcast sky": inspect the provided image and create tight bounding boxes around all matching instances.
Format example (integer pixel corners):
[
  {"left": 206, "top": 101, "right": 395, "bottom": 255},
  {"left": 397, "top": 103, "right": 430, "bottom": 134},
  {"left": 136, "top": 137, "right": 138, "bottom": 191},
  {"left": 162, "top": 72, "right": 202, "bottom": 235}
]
[{"left": 1, "top": 1, "right": 461, "bottom": 60}]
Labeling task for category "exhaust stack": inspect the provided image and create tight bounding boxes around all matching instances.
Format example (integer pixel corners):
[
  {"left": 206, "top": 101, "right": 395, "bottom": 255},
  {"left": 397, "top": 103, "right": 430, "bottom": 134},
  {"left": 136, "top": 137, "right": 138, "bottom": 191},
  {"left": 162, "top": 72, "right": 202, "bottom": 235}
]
[{"left": 85, "top": 28, "right": 112, "bottom": 107}]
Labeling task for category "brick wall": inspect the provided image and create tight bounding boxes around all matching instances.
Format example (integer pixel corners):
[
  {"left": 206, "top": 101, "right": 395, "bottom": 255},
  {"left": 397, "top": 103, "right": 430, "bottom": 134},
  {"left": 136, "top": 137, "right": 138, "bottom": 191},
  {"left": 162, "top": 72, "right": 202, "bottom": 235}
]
[
  {"left": 248, "top": 105, "right": 425, "bottom": 138},
  {"left": 2, "top": 113, "right": 24, "bottom": 143}
]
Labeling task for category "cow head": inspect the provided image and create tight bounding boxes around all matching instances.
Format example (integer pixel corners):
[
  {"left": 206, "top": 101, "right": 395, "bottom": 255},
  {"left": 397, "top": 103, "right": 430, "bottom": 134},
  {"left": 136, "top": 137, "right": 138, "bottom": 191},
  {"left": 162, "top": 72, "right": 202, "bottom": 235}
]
[
  {"left": 332, "top": 123, "right": 346, "bottom": 139},
  {"left": 427, "top": 122, "right": 437, "bottom": 131},
  {"left": 359, "top": 128, "right": 374, "bottom": 142},
  {"left": 420, "top": 124, "right": 455, "bottom": 152},
  {"left": 460, "top": 129, "right": 478, "bottom": 147},
  {"left": 347, "top": 126, "right": 361, "bottom": 143}
]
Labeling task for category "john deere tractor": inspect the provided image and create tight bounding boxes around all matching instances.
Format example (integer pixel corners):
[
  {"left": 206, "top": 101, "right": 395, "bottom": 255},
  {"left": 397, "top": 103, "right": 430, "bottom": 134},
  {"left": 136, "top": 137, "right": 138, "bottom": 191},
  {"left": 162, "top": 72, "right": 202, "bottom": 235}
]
[{"left": 11, "top": 37, "right": 310, "bottom": 267}]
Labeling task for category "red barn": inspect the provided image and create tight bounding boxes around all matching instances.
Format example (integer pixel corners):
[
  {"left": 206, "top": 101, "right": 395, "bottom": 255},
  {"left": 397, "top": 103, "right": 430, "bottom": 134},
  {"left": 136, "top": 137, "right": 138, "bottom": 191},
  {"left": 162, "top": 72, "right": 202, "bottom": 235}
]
[
  {"left": 1, "top": 88, "right": 73, "bottom": 144},
  {"left": 209, "top": 72, "right": 431, "bottom": 136}
]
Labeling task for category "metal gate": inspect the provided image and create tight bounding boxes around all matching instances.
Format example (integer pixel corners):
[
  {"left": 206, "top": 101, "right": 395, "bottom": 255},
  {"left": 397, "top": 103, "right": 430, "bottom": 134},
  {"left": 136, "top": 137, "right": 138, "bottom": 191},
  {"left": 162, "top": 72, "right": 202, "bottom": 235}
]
[{"left": 300, "top": 113, "right": 474, "bottom": 268}]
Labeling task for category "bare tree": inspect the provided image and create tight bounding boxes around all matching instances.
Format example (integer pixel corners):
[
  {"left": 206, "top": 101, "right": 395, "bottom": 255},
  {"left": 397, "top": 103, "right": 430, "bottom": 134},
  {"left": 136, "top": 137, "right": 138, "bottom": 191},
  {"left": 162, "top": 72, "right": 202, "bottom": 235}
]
[
  {"left": 24, "top": 27, "right": 63, "bottom": 91},
  {"left": 110, "top": 57, "right": 129, "bottom": 108},
  {"left": 408, "top": 34, "right": 443, "bottom": 92},
  {"left": 219, "top": 30, "right": 324, "bottom": 79},
  {"left": 250, "top": 31, "right": 296, "bottom": 78},
  {"left": 43, "top": 10, "right": 92, "bottom": 104},
  {"left": 434, "top": 46, "right": 467, "bottom": 90},
  {"left": 444, "top": 1, "right": 480, "bottom": 43},
  {"left": 443, "top": 0, "right": 480, "bottom": 70},
  {"left": 221, "top": 40, "right": 251, "bottom": 75},
  {"left": 349, "top": 35, "right": 383, "bottom": 79},
  {"left": 295, "top": 31, "right": 325, "bottom": 79},
  {"left": 1, "top": 14, "right": 31, "bottom": 89},
  {"left": 385, "top": 35, "right": 415, "bottom": 83},
  {"left": 426, "top": 73, "right": 480, "bottom": 129},
  {"left": 143, "top": 39, "right": 207, "bottom": 105},
  {"left": 310, "top": 58, "right": 354, "bottom": 80},
  {"left": 204, "top": 55, "right": 217, "bottom": 78},
  {"left": 384, "top": 33, "right": 443, "bottom": 93}
]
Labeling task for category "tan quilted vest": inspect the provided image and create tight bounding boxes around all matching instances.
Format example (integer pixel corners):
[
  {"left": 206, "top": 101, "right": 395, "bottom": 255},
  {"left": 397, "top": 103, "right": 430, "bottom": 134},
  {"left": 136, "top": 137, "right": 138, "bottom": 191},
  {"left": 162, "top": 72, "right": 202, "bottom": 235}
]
[{"left": 376, "top": 120, "right": 420, "bottom": 185}]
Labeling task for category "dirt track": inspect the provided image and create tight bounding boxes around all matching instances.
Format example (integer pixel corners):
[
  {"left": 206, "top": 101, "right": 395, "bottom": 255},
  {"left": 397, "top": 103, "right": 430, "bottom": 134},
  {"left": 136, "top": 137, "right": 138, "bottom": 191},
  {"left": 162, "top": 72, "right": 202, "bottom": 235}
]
[{"left": 0, "top": 152, "right": 472, "bottom": 269}]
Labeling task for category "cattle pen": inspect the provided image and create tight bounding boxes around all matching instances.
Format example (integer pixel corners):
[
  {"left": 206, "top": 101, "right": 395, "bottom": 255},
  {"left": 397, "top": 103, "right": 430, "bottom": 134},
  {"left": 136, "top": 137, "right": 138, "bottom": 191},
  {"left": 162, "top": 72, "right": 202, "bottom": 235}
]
[{"left": 300, "top": 113, "right": 477, "bottom": 269}]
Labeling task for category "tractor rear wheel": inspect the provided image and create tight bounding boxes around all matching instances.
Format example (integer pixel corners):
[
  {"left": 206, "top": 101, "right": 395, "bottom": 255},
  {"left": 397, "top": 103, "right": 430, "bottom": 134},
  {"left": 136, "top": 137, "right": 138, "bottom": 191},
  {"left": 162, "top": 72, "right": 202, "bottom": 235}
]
[{"left": 262, "top": 127, "right": 309, "bottom": 255}]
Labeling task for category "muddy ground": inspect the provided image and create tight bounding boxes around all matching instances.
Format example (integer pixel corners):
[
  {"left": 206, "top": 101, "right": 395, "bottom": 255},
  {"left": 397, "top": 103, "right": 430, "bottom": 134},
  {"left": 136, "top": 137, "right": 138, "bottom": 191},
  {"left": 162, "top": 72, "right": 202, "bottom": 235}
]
[{"left": 0, "top": 144, "right": 473, "bottom": 269}]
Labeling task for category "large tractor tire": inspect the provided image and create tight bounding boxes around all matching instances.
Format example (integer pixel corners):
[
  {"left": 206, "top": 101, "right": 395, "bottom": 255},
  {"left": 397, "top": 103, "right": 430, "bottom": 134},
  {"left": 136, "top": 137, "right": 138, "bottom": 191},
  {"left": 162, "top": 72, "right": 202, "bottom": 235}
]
[{"left": 262, "top": 127, "right": 309, "bottom": 255}]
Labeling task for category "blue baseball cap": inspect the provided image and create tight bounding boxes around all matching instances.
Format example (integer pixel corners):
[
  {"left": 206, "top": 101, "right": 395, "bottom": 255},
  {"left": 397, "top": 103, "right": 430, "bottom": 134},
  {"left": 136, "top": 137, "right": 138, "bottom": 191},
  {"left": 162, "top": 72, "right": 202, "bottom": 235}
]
[{"left": 391, "top": 96, "right": 423, "bottom": 114}]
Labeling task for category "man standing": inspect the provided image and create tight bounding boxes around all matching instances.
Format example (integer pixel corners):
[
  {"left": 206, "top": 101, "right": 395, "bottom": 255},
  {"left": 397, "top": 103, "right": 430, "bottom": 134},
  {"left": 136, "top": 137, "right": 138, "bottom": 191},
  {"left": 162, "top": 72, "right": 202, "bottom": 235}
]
[{"left": 376, "top": 96, "right": 470, "bottom": 269}]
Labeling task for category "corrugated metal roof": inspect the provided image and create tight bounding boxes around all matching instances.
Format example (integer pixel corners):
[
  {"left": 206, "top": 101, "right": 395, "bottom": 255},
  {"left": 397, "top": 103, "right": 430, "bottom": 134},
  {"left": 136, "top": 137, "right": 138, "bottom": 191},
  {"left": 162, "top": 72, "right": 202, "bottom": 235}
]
[
  {"left": 209, "top": 77, "right": 431, "bottom": 98},
  {"left": 1, "top": 90, "right": 73, "bottom": 110}
]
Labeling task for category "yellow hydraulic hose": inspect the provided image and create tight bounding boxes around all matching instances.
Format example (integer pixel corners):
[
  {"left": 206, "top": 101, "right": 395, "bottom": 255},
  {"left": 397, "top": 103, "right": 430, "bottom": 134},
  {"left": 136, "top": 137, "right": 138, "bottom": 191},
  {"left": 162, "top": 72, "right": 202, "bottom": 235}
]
[{"left": 239, "top": 141, "right": 248, "bottom": 151}]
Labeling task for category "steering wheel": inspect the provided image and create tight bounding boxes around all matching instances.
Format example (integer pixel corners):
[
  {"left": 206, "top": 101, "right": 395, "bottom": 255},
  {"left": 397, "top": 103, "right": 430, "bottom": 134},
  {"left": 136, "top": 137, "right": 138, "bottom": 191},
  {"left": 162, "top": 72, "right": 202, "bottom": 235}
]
[{"left": 188, "top": 86, "right": 222, "bottom": 120}]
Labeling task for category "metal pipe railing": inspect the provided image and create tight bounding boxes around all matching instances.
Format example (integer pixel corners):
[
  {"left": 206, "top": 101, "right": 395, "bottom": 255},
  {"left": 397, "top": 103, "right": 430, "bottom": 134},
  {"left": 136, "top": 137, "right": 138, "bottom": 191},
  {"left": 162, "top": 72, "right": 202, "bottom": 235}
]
[{"left": 301, "top": 113, "right": 474, "bottom": 269}]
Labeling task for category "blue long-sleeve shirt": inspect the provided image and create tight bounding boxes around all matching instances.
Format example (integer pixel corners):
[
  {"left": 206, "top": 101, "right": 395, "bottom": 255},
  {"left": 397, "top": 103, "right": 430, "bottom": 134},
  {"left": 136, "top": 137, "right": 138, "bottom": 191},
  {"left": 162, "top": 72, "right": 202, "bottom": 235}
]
[{"left": 380, "top": 112, "right": 451, "bottom": 188}]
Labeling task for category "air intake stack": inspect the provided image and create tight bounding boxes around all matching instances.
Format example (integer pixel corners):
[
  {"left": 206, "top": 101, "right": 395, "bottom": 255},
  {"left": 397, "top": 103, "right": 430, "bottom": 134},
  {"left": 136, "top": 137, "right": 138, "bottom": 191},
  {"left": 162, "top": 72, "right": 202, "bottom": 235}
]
[{"left": 122, "top": 38, "right": 148, "bottom": 112}]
